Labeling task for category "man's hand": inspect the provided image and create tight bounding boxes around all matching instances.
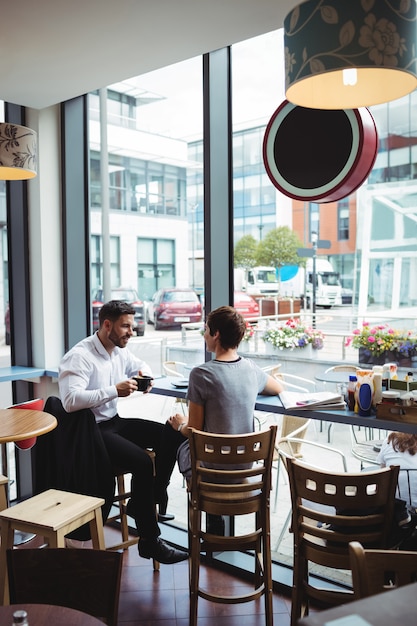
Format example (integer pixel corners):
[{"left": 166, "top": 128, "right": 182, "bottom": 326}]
[
  {"left": 116, "top": 379, "right": 138, "bottom": 397},
  {"left": 168, "top": 413, "right": 188, "bottom": 432}
]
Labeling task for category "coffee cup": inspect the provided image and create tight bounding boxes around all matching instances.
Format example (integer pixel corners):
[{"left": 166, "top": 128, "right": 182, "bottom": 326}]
[{"left": 133, "top": 376, "right": 153, "bottom": 392}]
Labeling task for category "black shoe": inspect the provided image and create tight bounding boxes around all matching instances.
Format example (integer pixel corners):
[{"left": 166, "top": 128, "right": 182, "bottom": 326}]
[
  {"left": 138, "top": 537, "right": 188, "bottom": 564},
  {"left": 158, "top": 512, "right": 175, "bottom": 522}
]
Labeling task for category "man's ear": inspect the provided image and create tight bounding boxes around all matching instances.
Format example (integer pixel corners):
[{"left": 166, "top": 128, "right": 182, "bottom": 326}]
[{"left": 102, "top": 318, "right": 112, "bottom": 332}]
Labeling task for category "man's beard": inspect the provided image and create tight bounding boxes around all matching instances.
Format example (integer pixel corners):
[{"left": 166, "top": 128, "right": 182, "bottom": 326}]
[{"left": 108, "top": 330, "right": 129, "bottom": 348}]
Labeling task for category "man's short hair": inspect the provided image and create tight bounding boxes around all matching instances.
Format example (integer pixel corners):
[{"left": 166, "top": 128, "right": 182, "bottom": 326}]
[
  {"left": 99, "top": 300, "right": 135, "bottom": 327},
  {"left": 206, "top": 305, "right": 246, "bottom": 349}
]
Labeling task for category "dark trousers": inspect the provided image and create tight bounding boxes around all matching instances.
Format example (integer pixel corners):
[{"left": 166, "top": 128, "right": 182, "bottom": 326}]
[{"left": 98, "top": 415, "right": 183, "bottom": 539}]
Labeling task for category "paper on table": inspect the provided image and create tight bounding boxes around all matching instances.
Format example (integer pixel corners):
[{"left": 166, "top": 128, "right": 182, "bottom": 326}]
[{"left": 279, "top": 390, "right": 346, "bottom": 411}]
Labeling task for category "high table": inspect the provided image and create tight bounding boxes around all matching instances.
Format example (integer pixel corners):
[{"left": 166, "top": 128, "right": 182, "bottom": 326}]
[
  {"left": 0, "top": 408, "right": 57, "bottom": 543},
  {"left": 151, "top": 377, "right": 417, "bottom": 434},
  {"left": 0, "top": 408, "right": 57, "bottom": 445},
  {"left": 297, "top": 582, "right": 417, "bottom": 626},
  {"left": 0, "top": 603, "right": 105, "bottom": 625}
]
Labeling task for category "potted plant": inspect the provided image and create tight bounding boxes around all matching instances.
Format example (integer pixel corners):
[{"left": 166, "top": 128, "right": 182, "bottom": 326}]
[
  {"left": 262, "top": 318, "right": 324, "bottom": 353},
  {"left": 346, "top": 323, "right": 417, "bottom": 366}
]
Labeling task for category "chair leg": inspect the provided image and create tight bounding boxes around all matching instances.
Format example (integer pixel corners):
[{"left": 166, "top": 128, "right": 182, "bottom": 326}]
[{"left": 188, "top": 503, "right": 200, "bottom": 626}]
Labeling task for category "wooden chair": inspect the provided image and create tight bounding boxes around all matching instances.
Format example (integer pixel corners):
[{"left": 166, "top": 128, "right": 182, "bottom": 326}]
[
  {"left": 286, "top": 458, "right": 399, "bottom": 625},
  {"left": 273, "top": 435, "right": 347, "bottom": 552},
  {"left": 188, "top": 425, "right": 277, "bottom": 626},
  {"left": 0, "top": 488, "right": 105, "bottom": 604},
  {"left": 349, "top": 541, "right": 417, "bottom": 600},
  {"left": 7, "top": 547, "right": 122, "bottom": 626}
]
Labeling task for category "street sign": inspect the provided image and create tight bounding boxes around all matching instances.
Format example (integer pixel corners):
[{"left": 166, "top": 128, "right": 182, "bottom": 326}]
[{"left": 297, "top": 248, "right": 314, "bottom": 257}]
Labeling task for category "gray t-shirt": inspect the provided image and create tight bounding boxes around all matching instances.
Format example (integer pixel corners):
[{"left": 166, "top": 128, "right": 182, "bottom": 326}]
[
  {"left": 177, "top": 357, "right": 268, "bottom": 478},
  {"left": 187, "top": 356, "right": 268, "bottom": 433}
]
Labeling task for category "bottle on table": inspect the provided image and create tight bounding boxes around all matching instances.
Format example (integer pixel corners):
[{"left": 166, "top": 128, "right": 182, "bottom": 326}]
[
  {"left": 372, "top": 365, "right": 383, "bottom": 407},
  {"left": 347, "top": 375, "right": 357, "bottom": 412},
  {"left": 12, "top": 610, "right": 29, "bottom": 625}
]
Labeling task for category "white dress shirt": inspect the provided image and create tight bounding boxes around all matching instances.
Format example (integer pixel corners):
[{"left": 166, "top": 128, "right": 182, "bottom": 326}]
[{"left": 58, "top": 332, "right": 152, "bottom": 422}]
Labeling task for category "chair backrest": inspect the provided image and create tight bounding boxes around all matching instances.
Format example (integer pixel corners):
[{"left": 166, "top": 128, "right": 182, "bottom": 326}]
[
  {"left": 163, "top": 360, "right": 188, "bottom": 377},
  {"left": 324, "top": 365, "right": 359, "bottom": 373},
  {"left": 9, "top": 398, "right": 44, "bottom": 449},
  {"left": 349, "top": 540, "right": 417, "bottom": 599},
  {"left": 7, "top": 548, "right": 122, "bottom": 626},
  {"left": 276, "top": 372, "right": 317, "bottom": 393},
  {"left": 277, "top": 415, "right": 311, "bottom": 458},
  {"left": 287, "top": 458, "right": 399, "bottom": 571},
  {"left": 188, "top": 425, "right": 277, "bottom": 517}
]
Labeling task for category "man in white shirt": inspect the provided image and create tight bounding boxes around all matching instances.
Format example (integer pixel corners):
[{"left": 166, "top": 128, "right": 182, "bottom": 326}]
[{"left": 58, "top": 300, "right": 187, "bottom": 564}]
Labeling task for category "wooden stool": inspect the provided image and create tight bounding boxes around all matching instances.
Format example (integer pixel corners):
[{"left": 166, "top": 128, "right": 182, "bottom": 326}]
[{"left": 0, "top": 488, "right": 105, "bottom": 605}]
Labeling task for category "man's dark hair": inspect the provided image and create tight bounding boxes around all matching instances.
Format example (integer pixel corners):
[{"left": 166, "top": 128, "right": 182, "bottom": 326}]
[
  {"left": 206, "top": 305, "right": 246, "bottom": 349},
  {"left": 99, "top": 300, "right": 135, "bottom": 327}
]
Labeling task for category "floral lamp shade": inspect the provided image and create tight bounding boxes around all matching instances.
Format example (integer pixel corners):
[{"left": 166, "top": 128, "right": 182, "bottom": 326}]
[
  {"left": 0, "top": 123, "right": 37, "bottom": 180},
  {"left": 284, "top": 0, "right": 417, "bottom": 110}
]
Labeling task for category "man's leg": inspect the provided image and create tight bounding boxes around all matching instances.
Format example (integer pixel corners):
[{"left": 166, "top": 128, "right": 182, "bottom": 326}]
[
  {"left": 153, "top": 422, "right": 185, "bottom": 516},
  {"left": 98, "top": 417, "right": 187, "bottom": 564}
]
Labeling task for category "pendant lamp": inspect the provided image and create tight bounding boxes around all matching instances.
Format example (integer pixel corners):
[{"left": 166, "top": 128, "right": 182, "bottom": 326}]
[
  {"left": 284, "top": 0, "right": 417, "bottom": 110},
  {"left": 0, "top": 122, "right": 37, "bottom": 180}
]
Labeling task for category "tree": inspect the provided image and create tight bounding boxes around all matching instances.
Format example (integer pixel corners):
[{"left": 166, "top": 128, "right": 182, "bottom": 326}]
[
  {"left": 256, "top": 226, "right": 305, "bottom": 287},
  {"left": 234, "top": 235, "right": 258, "bottom": 269}
]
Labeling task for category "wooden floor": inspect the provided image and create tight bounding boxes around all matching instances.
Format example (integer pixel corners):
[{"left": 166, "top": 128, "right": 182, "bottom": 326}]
[{"left": 18, "top": 525, "right": 292, "bottom": 625}]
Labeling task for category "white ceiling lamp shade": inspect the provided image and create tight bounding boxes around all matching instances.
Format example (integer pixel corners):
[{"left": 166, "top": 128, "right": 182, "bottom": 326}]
[
  {"left": 284, "top": 0, "right": 417, "bottom": 110},
  {"left": 0, "top": 123, "right": 37, "bottom": 180}
]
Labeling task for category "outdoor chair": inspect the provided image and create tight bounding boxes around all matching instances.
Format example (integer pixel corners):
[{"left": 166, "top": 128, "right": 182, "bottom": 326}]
[
  {"left": 349, "top": 540, "right": 417, "bottom": 600},
  {"left": 7, "top": 547, "right": 122, "bottom": 626},
  {"left": 286, "top": 458, "right": 399, "bottom": 625},
  {"left": 350, "top": 425, "right": 389, "bottom": 470},
  {"left": 187, "top": 425, "right": 277, "bottom": 626}
]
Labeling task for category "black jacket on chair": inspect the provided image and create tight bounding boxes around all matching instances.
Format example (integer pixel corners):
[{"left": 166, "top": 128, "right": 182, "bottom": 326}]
[{"left": 34, "top": 396, "right": 115, "bottom": 540}]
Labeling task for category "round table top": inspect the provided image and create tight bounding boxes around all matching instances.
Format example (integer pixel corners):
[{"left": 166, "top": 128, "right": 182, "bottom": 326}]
[
  {"left": 0, "top": 603, "right": 104, "bottom": 625},
  {"left": 315, "top": 370, "right": 358, "bottom": 384},
  {"left": 0, "top": 409, "right": 57, "bottom": 443}
]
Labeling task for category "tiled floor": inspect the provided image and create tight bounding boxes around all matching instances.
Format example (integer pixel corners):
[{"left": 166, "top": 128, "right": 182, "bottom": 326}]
[
  {"left": 18, "top": 526, "right": 292, "bottom": 625},
  {"left": 117, "top": 539, "right": 292, "bottom": 626}
]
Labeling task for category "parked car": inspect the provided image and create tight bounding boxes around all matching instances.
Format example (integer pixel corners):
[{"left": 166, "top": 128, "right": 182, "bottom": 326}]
[
  {"left": 233, "top": 291, "right": 260, "bottom": 322},
  {"left": 147, "top": 287, "right": 202, "bottom": 330},
  {"left": 92, "top": 288, "right": 145, "bottom": 335}
]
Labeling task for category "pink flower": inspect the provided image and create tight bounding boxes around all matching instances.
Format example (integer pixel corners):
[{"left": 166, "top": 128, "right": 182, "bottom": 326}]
[{"left": 368, "top": 336, "right": 376, "bottom": 344}]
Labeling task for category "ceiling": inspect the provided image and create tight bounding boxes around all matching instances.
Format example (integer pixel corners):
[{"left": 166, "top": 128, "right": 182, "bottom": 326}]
[{"left": 2, "top": 0, "right": 296, "bottom": 111}]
